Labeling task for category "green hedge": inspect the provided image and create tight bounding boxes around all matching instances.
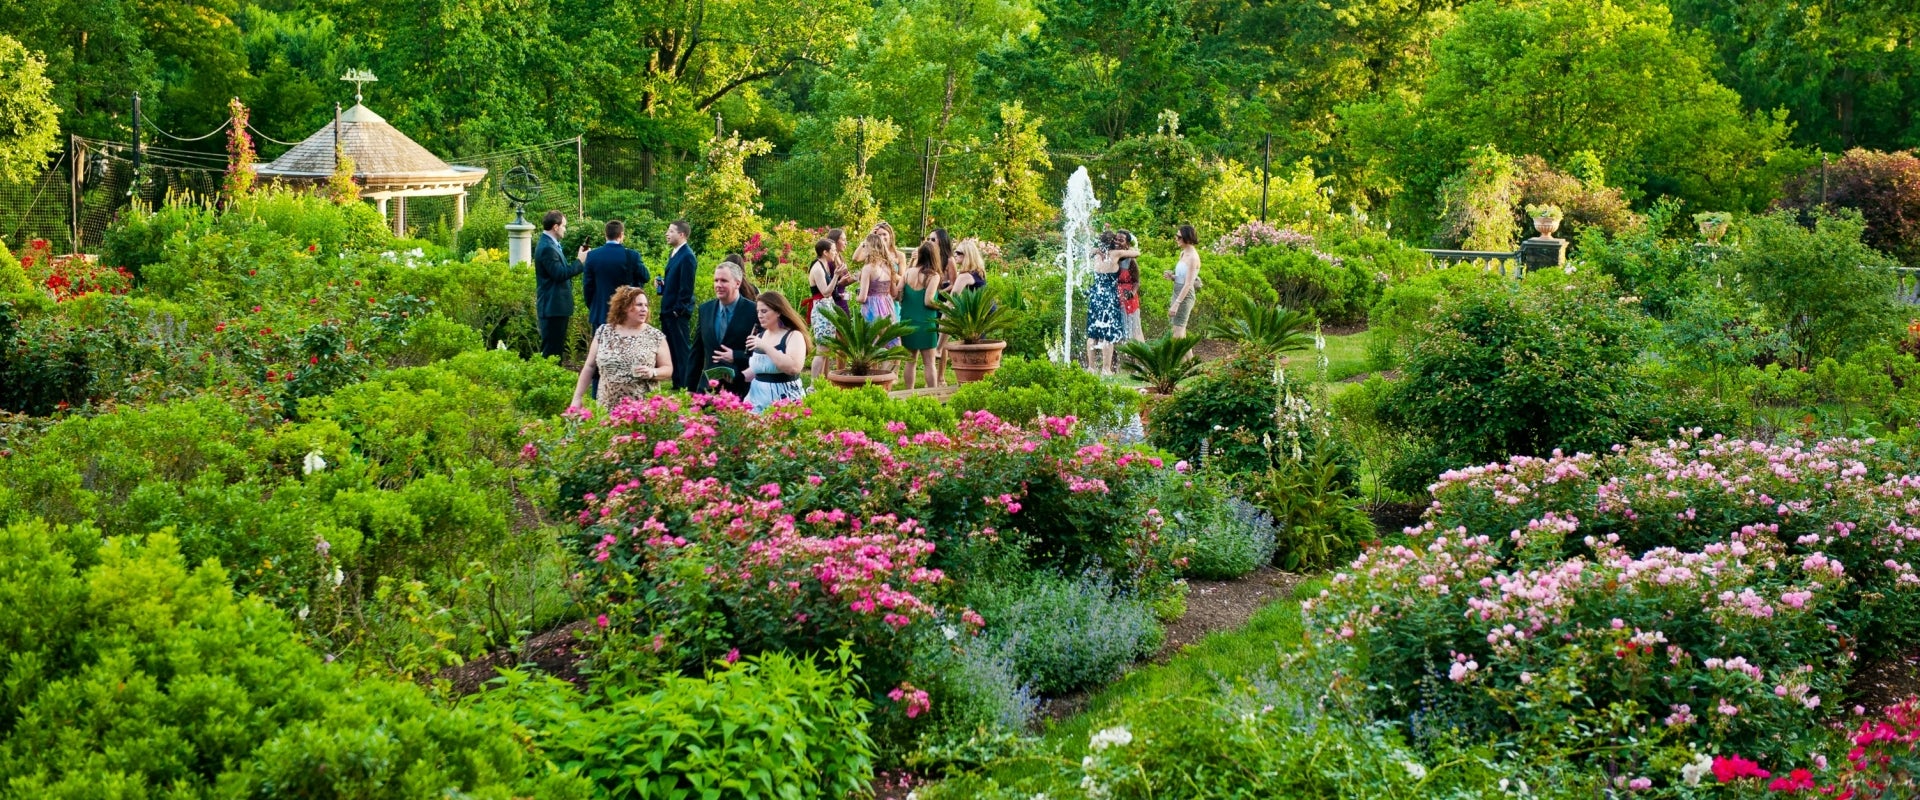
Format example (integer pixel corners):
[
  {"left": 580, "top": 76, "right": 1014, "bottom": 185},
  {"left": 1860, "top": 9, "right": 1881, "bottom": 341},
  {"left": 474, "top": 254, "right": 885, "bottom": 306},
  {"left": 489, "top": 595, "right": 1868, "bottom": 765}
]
[{"left": 0, "top": 522, "right": 581, "bottom": 798}]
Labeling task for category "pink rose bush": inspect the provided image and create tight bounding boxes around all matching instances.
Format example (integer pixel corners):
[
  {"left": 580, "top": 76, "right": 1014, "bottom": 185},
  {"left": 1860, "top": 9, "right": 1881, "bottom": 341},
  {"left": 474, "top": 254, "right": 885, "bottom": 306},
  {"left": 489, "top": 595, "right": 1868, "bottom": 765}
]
[
  {"left": 527, "top": 391, "right": 1184, "bottom": 699},
  {"left": 1308, "top": 431, "right": 1920, "bottom": 782}
]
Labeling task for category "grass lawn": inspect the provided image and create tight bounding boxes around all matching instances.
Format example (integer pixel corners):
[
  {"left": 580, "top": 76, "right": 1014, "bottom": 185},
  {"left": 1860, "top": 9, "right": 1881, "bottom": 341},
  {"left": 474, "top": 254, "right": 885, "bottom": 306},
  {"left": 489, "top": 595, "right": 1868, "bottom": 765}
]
[{"left": 1319, "top": 329, "right": 1372, "bottom": 382}]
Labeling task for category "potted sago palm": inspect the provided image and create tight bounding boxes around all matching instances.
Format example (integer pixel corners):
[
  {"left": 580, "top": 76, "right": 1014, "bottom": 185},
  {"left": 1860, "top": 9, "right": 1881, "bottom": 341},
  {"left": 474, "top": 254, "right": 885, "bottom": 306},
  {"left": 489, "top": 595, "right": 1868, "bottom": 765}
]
[
  {"left": 817, "top": 305, "right": 917, "bottom": 390},
  {"left": 935, "top": 285, "right": 1017, "bottom": 383}
]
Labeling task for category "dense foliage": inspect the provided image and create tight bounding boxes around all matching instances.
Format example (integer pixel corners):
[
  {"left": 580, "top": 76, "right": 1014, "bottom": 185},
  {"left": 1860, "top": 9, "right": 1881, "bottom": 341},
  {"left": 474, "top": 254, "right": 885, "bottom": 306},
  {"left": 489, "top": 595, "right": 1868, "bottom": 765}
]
[
  {"left": 1310, "top": 433, "right": 1920, "bottom": 786},
  {"left": 0, "top": 522, "right": 579, "bottom": 798}
]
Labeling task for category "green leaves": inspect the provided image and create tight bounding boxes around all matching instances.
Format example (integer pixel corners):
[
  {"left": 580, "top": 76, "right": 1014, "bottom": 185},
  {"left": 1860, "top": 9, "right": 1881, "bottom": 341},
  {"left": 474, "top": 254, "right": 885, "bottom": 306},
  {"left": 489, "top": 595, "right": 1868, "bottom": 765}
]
[
  {"left": 0, "top": 35, "right": 58, "bottom": 184},
  {"left": 815, "top": 305, "right": 917, "bottom": 375},
  {"left": 1117, "top": 333, "right": 1201, "bottom": 394},
  {"left": 933, "top": 283, "right": 1016, "bottom": 344},
  {"left": 1205, "top": 296, "right": 1319, "bottom": 354},
  {"left": 480, "top": 647, "right": 877, "bottom": 799}
]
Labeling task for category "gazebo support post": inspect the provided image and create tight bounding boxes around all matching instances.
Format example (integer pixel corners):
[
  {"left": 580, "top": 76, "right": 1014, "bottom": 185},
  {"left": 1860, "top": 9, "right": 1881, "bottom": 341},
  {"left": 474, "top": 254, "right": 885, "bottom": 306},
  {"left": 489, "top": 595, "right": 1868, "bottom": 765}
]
[
  {"left": 376, "top": 196, "right": 389, "bottom": 220},
  {"left": 455, "top": 191, "right": 467, "bottom": 230},
  {"left": 394, "top": 196, "right": 407, "bottom": 237}
]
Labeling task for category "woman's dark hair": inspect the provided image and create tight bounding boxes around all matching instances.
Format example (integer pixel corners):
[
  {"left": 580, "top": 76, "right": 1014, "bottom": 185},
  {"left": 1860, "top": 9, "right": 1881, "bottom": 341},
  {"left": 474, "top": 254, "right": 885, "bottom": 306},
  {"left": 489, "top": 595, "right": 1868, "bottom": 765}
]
[
  {"left": 1177, "top": 224, "right": 1199, "bottom": 246},
  {"left": 827, "top": 227, "right": 846, "bottom": 248},
  {"left": 913, "top": 241, "right": 944, "bottom": 278},
  {"left": 757, "top": 290, "right": 809, "bottom": 337},
  {"left": 814, "top": 238, "right": 834, "bottom": 259},
  {"left": 929, "top": 228, "right": 953, "bottom": 267}
]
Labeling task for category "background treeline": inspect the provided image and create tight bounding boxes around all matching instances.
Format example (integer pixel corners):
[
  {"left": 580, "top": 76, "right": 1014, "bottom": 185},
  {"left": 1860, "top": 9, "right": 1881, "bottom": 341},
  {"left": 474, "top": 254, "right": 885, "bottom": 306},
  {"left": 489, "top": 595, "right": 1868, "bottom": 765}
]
[{"left": 2, "top": 0, "right": 1916, "bottom": 244}]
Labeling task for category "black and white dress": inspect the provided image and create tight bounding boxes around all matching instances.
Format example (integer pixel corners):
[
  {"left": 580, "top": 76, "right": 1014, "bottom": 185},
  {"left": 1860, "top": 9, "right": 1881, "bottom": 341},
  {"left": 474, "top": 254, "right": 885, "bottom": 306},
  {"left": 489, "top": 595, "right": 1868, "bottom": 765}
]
[
  {"left": 1086, "top": 270, "right": 1125, "bottom": 343},
  {"left": 745, "top": 330, "right": 807, "bottom": 413}
]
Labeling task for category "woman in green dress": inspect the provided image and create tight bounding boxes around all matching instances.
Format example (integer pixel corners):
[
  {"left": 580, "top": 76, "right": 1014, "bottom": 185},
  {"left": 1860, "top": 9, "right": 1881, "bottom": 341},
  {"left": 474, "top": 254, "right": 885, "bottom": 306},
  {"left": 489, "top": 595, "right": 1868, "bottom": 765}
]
[{"left": 900, "top": 240, "right": 944, "bottom": 390}]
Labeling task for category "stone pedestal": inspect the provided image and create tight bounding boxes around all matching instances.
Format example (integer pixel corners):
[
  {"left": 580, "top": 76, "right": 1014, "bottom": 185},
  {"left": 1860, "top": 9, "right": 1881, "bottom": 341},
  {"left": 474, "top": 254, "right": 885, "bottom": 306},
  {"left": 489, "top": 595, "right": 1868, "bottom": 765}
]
[
  {"left": 1519, "top": 236, "right": 1568, "bottom": 271},
  {"left": 506, "top": 220, "right": 536, "bottom": 266}
]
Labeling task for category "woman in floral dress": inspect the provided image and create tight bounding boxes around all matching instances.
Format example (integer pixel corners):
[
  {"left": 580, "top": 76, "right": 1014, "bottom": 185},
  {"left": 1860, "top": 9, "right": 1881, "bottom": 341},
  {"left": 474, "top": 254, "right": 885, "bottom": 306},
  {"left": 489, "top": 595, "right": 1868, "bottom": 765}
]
[
  {"left": 570, "top": 286, "right": 673, "bottom": 410},
  {"left": 1085, "top": 231, "right": 1137, "bottom": 376}
]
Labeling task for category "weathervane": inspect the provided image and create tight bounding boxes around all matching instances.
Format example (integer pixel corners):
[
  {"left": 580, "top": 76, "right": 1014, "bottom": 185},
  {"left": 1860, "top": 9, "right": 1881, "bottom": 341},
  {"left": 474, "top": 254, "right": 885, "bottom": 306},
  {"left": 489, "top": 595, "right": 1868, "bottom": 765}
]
[{"left": 341, "top": 69, "right": 378, "bottom": 104}]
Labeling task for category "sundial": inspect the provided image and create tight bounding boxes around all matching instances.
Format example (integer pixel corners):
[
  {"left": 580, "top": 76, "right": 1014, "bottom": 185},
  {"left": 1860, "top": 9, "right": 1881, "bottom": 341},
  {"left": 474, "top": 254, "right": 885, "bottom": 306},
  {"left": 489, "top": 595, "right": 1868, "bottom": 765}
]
[{"left": 503, "top": 165, "right": 541, "bottom": 225}]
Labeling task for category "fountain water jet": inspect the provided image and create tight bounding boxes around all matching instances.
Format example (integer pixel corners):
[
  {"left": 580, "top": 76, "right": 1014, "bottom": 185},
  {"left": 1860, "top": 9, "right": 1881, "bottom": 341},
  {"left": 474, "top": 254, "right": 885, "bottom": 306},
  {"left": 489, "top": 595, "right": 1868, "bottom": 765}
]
[{"left": 1051, "top": 167, "right": 1100, "bottom": 364}]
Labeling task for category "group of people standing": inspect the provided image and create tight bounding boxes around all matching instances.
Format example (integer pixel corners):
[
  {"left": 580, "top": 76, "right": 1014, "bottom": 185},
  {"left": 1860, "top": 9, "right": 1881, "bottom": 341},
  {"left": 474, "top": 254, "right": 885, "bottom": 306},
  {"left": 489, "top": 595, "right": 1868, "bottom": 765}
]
[
  {"left": 534, "top": 210, "right": 1208, "bottom": 411},
  {"left": 1081, "top": 224, "right": 1203, "bottom": 375},
  {"left": 803, "top": 221, "right": 992, "bottom": 390},
  {"left": 535, "top": 211, "right": 807, "bottom": 414}
]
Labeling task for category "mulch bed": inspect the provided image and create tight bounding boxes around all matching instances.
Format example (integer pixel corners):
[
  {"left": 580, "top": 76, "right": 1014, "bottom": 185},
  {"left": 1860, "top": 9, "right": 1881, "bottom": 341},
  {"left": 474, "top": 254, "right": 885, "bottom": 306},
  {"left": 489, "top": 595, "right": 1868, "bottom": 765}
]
[
  {"left": 436, "top": 620, "right": 594, "bottom": 695},
  {"left": 1847, "top": 647, "right": 1920, "bottom": 714}
]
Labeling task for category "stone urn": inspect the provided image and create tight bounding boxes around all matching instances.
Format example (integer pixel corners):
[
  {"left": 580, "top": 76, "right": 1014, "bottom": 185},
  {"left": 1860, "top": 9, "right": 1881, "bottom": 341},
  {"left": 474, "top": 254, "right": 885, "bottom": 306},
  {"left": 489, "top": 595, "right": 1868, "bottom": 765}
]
[
  {"left": 945, "top": 340, "right": 1008, "bottom": 384},
  {"left": 1698, "top": 219, "right": 1729, "bottom": 243},
  {"left": 826, "top": 370, "right": 899, "bottom": 391},
  {"left": 1532, "top": 216, "right": 1562, "bottom": 238}
]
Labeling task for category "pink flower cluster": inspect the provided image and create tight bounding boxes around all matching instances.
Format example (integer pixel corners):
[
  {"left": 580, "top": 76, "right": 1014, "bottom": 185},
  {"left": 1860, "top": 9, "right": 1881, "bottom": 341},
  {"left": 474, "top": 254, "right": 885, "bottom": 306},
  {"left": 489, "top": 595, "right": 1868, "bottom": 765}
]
[
  {"left": 1303, "top": 431, "right": 1920, "bottom": 768},
  {"left": 888, "top": 681, "right": 932, "bottom": 718}
]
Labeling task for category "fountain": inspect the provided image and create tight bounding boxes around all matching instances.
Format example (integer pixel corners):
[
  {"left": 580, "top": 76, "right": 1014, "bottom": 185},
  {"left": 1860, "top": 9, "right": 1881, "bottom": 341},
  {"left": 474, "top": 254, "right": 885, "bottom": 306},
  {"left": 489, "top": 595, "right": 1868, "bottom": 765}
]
[{"left": 1051, "top": 166, "right": 1100, "bottom": 364}]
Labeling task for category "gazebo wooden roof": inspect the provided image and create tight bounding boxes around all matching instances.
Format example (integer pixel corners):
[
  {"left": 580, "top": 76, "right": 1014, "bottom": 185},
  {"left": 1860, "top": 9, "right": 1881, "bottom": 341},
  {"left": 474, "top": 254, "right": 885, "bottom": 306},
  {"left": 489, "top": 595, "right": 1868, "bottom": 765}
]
[{"left": 256, "top": 103, "right": 486, "bottom": 200}]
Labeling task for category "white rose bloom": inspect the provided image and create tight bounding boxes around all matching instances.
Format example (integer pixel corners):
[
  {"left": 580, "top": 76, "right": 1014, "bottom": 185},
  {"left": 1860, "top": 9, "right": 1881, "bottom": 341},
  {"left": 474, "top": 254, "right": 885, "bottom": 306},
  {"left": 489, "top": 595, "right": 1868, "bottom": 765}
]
[
  {"left": 303, "top": 449, "right": 328, "bottom": 475},
  {"left": 1402, "top": 761, "right": 1427, "bottom": 781},
  {"left": 1089, "top": 726, "right": 1133, "bottom": 751},
  {"left": 1680, "top": 753, "right": 1714, "bottom": 787}
]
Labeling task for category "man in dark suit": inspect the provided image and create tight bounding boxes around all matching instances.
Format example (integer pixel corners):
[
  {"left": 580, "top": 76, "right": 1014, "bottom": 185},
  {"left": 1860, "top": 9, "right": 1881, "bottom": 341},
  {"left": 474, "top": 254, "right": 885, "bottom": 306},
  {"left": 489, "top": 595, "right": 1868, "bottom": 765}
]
[
  {"left": 660, "top": 220, "right": 699, "bottom": 390},
  {"left": 583, "top": 219, "right": 650, "bottom": 330},
  {"left": 534, "top": 210, "right": 589, "bottom": 360},
  {"left": 691, "top": 260, "right": 754, "bottom": 398}
]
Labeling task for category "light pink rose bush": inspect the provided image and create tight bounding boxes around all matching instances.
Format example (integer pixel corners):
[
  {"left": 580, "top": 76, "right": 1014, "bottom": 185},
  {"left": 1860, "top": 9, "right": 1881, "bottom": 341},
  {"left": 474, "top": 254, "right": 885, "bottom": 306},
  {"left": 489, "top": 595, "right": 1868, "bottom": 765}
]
[{"left": 1308, "top": 431, "right": 1920, "bottom": 782}]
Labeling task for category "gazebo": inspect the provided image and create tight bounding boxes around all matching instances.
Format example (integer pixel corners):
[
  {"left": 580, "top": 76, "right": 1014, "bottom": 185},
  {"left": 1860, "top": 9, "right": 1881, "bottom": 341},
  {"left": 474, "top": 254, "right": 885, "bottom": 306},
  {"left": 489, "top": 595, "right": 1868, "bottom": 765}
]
[{"left": 256, "top": 101, "right": 486, "bottom": 236}]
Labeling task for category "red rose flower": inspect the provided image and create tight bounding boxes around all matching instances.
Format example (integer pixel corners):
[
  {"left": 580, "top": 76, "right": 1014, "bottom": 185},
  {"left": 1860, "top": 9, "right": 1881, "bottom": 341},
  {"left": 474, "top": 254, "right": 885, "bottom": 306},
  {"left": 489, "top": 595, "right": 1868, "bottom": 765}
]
[
  {"left": 214, "top": 323, "right": 226, "bottom": 332},
  {"left": 309, "top": 356, "right": 319, "bottom": 364}
]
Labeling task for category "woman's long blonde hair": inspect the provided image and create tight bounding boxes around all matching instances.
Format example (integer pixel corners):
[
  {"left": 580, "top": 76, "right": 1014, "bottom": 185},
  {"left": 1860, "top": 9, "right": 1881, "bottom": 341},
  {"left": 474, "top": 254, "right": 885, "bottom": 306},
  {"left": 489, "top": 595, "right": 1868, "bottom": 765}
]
[{"left": 952, "top": 238, "right": 986, "bottom": 281}]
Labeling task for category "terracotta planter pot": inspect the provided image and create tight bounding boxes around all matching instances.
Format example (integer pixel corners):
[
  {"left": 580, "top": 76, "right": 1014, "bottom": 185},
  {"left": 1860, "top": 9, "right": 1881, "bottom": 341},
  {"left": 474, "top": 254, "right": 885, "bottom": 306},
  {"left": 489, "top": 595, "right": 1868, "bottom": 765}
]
[
  {"left": 826, "top": 370, "right": 898, "bottom": 391},
  {"left": 1533, "top": 217, "right": 1561, "bottom": 237},
  {"left": 946, "top": 340, "right": 1008, "bottom": 384}
]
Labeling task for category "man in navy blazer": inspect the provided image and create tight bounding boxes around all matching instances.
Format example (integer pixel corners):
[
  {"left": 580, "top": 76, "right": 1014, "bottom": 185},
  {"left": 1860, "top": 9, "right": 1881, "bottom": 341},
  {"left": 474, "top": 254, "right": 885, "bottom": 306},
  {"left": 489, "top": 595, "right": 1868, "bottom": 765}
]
[
  {"left": 660, "top": 220, "right": 699, "bottom": 390},
  {"left": 533, "top": 210, "right": 589, "bottom": 360},
  {"left": 583, "top": 220, "right": 649, "bottom": 330},
  {"left": 691, "top": 260, "right": 755, "bottom": 398}
]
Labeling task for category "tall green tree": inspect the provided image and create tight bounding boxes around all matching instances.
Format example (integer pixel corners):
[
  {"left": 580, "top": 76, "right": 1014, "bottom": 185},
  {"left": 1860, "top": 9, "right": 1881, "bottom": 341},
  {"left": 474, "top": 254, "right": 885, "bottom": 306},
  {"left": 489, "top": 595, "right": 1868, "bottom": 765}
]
[
  {"left": 1190, "top": 0, "right": 1467, "bottom": 174},
  {"left": 978, "top": 101, "right": 1053, "bottom": 237},
  {"left": 682, "top": 131, "right": 773, "bottom": 252},
  {"left": 552, "top": 0, "right": 869, "bottom": 186},
  {"left": 0, "top": 34, "right": 61, "bottom": 183},
  {"left": 979, "top": 0, "right": 1199, "bottom": 148},
  {"left": 1344, "top": 0, "right": 1796, "bottom": 237},
  {"left": 1671, "top": 0, "right": 1920, "bottom": 153}
]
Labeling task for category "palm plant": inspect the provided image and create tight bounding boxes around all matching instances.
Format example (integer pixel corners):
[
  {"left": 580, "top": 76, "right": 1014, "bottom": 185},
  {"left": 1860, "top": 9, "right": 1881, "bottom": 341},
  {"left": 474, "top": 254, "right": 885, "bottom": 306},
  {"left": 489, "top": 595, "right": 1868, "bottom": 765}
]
[
  {"left": 817, "top": 306, "right": 917, "bottom": 376},
  {"left": 1207, "top": 296, "right": 1318, "bottom": 354},
  {"left": 934, "top": 286, "right": 1017, "bottom": 344},
  {"left": 1118, "top": 334, "right": 1202, "bottom": 394}
]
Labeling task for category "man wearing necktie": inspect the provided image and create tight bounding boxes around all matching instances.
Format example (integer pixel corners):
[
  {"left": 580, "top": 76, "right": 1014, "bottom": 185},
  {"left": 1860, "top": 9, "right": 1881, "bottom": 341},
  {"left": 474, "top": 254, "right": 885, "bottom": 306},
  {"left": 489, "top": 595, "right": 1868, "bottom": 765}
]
[{"left": 692, "top": 260, "right": 753, "bottom": 397}]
